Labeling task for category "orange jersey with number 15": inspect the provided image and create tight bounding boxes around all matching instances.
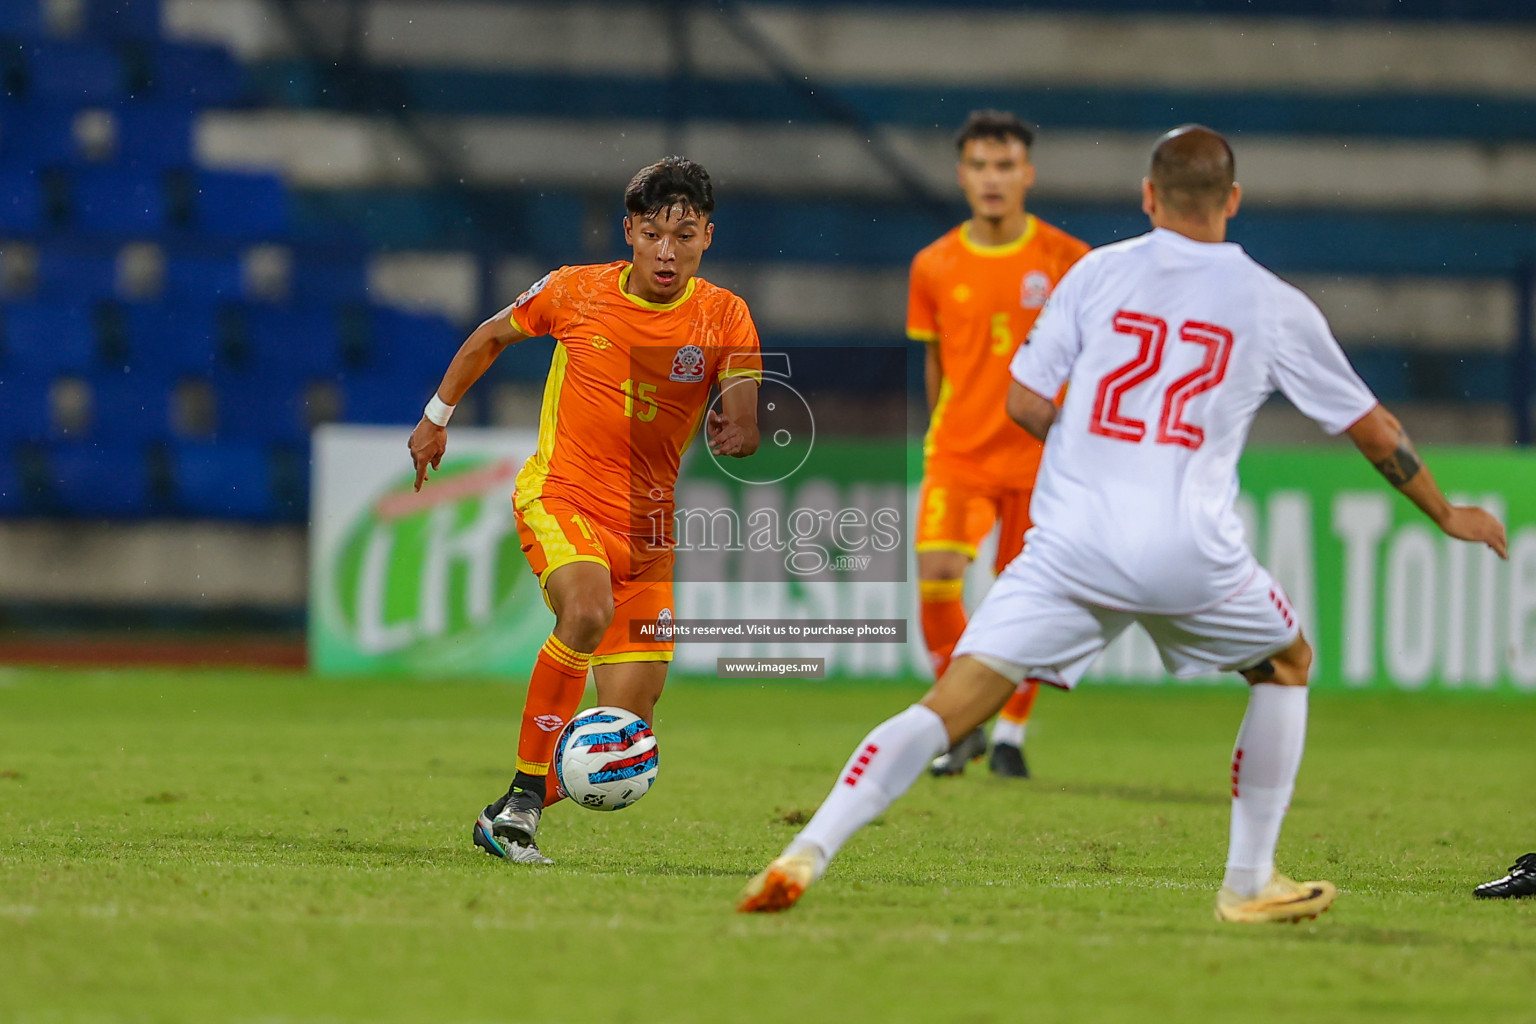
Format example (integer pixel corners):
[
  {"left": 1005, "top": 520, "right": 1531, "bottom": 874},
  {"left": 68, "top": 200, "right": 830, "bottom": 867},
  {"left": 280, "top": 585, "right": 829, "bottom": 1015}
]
[
  {"left": 509, "top": 261, "right": 762, "bottom": 537},
  {"left": 909, "top": 216, "right": 1089, "bottom": 486}
]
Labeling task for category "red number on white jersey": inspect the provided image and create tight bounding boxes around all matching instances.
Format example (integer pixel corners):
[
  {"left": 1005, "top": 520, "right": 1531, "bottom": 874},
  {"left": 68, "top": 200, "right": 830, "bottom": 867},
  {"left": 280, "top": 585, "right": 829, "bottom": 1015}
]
[
  {"left": 1089, "top": 312, "right": 1233, "bottom": 450},
  {"left": 1156, "top": 321, "right": 1234, "bottom": 449},
  {"left": 1089, "top": 311, "right": 1168, "bottom": 442}
]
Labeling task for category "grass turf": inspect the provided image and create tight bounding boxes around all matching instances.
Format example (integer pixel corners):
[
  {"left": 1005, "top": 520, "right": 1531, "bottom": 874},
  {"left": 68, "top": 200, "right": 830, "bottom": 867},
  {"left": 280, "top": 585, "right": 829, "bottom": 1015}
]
[{"left": 1, "top": 668, "right": 1533, "bottom": 1024}]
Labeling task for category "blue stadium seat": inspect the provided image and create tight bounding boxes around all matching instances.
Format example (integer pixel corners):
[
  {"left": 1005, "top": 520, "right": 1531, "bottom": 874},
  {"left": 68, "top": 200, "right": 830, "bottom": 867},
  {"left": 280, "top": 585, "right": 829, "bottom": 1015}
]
[
  {"left": 121, "top": 302, "right": 220, "bottom": 375},
  {"left": 146, "top": 43, "right": 246, "bottom": 106},
  {"left": 72, "top": 168, "right": 166, "bottom": 234},
  {"left": 0, "top": 448, "right": 22, "bottom": 514},
  {"left": 0, "top": 103, "right": 77, "bottom": 165},
  {"left": 24, "top": 42, "right": 125, "bottom": 103},
  {"left": 170, "top": 440, "right": 274, "bottom": 518},
  {"left": 0, "top": 381, "right": 50, "bottom": 443},
  {"left": 0, "top": 167, "right": 44, "bottom": 232},
  {"left": 193, "top": 171, "right": 288, "bottom": 240},
  {"left": 86, "top": 0, "right": 162, "bottom": 40},
  {"left": 87, "top": 370, "right": 174, "bottom": 442},
  {"left": 163, "top": 250, "right": 244, "bottom": 301},
  {"left": 36, "top": 244, "right": 119, "bottom": 301},
  {"left": 47, "top": 441, "right": 151, "bottom": 516},
  {"left": 116, "top": 103, "right": 194, "bottom": 170},
  {"left": 0, "top": 2, "right": 43, "bottom": 37},
  {"left": 291, "top": 252, "right": 367, "bottom": 304},
  {"left": 212, "top": 372, "right": 312, "bottom": 444},
  {"left": 245, "top": 306, "right": 343, "bottom": 377},
  {"left": 367, "top": 307, "right": 462, "bottom": 380},
  {"left": 341, "top": 372, "right": 427, "bottom": 426},
  {"left": 2, "top": 303, "right": 97, "bottom": 377}
]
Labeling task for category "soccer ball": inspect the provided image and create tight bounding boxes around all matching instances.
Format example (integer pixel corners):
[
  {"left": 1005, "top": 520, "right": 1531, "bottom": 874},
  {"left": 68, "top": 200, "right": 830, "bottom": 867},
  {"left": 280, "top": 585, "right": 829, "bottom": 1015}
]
[{"left": 554, "top": 706, "right": 659, "bottom": 811}]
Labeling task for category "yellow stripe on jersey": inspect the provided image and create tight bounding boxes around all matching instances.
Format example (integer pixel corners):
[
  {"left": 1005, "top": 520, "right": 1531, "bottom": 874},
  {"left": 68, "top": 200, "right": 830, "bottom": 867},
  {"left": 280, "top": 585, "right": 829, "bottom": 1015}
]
[
  {"left": 617, "top": 264, "right": 697, "bottom": 311},
  {"left": 907, "top": 328, "right": 940, "bottom": 343},
  {"left": 718, "top": 367, "right": 764, "bottom": 383},
  {"left": 514, "top": 341, "right": 569, "bottom": 508},
  {"left": 922, "top": 376, "right": 954, "bottom": 462},
  {"left": 958, "top": 215, "right": 1037, "bottom": 258}
]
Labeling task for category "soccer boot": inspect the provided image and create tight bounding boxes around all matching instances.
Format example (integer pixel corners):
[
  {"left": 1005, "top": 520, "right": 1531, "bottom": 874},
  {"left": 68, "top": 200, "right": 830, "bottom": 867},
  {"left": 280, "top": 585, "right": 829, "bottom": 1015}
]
[
  {"left": 1473, "top": 853, "right": 1536, "bottom": 898},
  {"left": 989, "top": 741, "right": 1030, "bottom": 778},
  {"left": 1215, "top": 873, "right": 1337, "bottom": 923},
  {"left": 472, "top": 790, "right": 554, "bottom": 865},
  {"left": 928, "top": 726, "right": 987, "bottom": 777},
  {"left": 737, "top": 849, "right": 822, "bottom": 913}
]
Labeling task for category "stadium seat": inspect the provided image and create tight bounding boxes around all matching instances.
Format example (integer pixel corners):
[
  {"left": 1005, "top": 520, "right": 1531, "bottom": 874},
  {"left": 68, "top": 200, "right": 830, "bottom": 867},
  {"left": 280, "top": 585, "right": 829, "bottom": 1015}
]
[
  {"left": 85, "top": 0, "right": 163, "bottom": 41},
  {"left": 0, "top": 167, "right": 45, "bottom": 232},
  {"left": 116, "top": 103, "right": 194, "bottom": 170},
  {"left": 193, "top": 171, "right": 289, "bottom": 240},
  {"left": 366, "top": 307, "right": 462, "bottom": 381},
  {"left": 0, "top": 103, "right": 77, "bottom": 165},
  {"left": 0, "top": 2, "right": 42, "bottom": 38},
  {"left": 212, "top": 372, "right": 313, "bottom": 444},
  {"left": 244, "top": 306, "right": 344, "bottom": 378},
  {"left": 86, "top": 370, "right": 174, "bottom": 442},
  {"left": 0, "top": 382, "right": 50, "bottom": 443},
  {"left": 46, "top": 441, "right": 152, "bottom": 517},
  {"left": 35, "top": 245, "right": 119, "bottom": 301},
  {"left": 291, "top": 252, "right": 368, "bottom": 304},
  {"left": 170, "top": 440, "right": 275, "bottom": 519},
  {"left": 145, "top": 42, "right": 247, "bottom": 106},
  {"left": 341, "top": 372, "right": 428, "bottom": 426},
  {"left": 71, "top": 168, "right": 167, "bottom": 234},
  {"left": 121, "top": 302, "right": 221, "bottom": 375},
  {"left": 23, "top": 42, "right": 125, "bottom": 103},
  {"left": 163, "top": 250, "right": 244, "bottom": 302},
  {"left": 1, "top": 303, "right": 98, "bottom": 377},
  {"left": 0, "top": 447, "right": 22, "bottom": 514}
]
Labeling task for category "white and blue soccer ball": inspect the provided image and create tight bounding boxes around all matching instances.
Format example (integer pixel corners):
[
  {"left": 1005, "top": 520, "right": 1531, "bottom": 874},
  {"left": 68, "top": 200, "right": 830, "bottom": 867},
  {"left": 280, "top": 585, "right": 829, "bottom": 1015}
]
[{"left": 555, "top": 706, "right": 659, "bottom": 811}]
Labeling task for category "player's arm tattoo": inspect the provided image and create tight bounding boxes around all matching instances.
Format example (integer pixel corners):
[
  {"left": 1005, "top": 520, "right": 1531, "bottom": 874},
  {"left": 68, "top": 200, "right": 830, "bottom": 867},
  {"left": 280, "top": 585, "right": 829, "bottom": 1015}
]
[{"left": 1371, "top": 429, "right": 1423, "bottom": 487}]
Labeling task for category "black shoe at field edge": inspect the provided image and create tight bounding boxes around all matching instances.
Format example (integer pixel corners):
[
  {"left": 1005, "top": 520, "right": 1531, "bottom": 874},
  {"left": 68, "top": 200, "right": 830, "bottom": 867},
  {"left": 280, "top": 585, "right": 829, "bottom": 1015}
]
[
  {"left": 1473, "top": 853, "right": 1536, "bottom": 899},
  {"left": 929, "top": 726, "right": 987, "bottom": 777},
  {"left": 989, "top": 742, "right": 1029, "bottom": 779}
]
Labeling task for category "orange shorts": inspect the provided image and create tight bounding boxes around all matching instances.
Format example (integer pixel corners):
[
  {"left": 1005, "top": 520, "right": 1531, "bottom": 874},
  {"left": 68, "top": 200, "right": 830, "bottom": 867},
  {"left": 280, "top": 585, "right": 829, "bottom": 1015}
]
[
  {"left": 914, "top": 467, "right": 1034, "bottom": 575},
  {"left": 513, "top": 494, "right": 674, "bottom": 666}
]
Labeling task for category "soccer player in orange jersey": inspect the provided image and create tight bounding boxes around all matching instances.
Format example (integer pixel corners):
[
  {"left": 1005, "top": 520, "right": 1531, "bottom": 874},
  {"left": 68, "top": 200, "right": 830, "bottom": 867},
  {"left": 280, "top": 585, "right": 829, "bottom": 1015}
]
[
  {"left": 910, "top": 111, "right": 1089, "bottom": 778},
  {"left": 408, "top": 157, "right": 762, "bottom": 862}
]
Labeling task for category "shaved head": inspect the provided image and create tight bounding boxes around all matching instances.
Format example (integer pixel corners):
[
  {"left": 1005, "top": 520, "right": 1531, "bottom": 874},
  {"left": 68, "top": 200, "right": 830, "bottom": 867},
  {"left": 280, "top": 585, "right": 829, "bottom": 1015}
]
[{"left": 1149, "top": 125, "right": 1235, "bottom": 217}]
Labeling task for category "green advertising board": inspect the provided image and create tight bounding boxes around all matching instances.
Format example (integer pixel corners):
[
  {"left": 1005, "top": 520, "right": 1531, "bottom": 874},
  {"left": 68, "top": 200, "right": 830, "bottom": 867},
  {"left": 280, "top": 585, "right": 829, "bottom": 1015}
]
[{"left": 310, "top": 425, "right": 1536, "bottom": 692}]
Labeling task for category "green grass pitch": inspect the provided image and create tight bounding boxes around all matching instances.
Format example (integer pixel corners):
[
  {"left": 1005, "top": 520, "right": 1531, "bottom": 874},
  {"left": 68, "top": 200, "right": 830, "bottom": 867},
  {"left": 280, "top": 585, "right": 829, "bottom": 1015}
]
[{"left": 1, "top": 668, "right": 1533, "bottom": 1024}]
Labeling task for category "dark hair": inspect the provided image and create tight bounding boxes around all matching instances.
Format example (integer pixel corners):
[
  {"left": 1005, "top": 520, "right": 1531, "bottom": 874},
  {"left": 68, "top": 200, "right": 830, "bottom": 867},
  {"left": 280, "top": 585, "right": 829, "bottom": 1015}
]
[
  {"left": 1149, "top": 124, "right": 1235, "bottom": 216},
  {"left": 954, "top": 110, "right": 1035, "bottom": 154},
  {"left": 624, "top": 156, "right": 715, "bottom": 218}
]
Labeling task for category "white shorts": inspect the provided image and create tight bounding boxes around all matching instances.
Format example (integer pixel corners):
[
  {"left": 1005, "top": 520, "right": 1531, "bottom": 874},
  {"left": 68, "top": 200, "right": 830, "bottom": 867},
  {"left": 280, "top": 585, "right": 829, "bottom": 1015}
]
[{"left": 953, "top": 558, "right": 1299, "bottom": 689}]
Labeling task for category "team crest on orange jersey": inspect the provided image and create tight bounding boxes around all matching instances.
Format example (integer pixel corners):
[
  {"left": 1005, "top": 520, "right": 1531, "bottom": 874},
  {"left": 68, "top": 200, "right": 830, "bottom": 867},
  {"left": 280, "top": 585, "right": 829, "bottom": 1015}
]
[
  {"left": 1021, "top": 270, "right": 1052, "bottom": 309},
  {"left": 514, "top": 272, "right": 551, "bottom": 308},
  {"left": 669, "top": 344, "right": 706, "bottom": 382},
  {"left": 590, "top": 334, "right": 612, "bottom": 351}
]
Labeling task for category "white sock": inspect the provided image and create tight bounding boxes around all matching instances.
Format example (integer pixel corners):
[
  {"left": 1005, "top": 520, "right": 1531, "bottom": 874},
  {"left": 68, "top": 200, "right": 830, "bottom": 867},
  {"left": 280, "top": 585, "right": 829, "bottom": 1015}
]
[
  {"left": 793, "top": 704, "right": 949, "bottom": 870},
  {"left": 1223, "top": 684, "right": 1308, "bottom": 897},
  {"left": 991, "top": 717, "right": 1025, "bottom": 748}
]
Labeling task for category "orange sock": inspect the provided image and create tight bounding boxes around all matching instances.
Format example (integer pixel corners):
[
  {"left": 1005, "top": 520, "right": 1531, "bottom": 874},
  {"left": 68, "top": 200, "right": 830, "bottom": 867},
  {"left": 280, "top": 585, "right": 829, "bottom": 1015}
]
[
  {"left": 514, "top": 635, "right": 592, "bottom": 783},
  {"left": 998, "top": 680, "right": 1039, "bottom": 725},
  {"left": 919, "top": 579, "right": 967, "bottom": 679}
]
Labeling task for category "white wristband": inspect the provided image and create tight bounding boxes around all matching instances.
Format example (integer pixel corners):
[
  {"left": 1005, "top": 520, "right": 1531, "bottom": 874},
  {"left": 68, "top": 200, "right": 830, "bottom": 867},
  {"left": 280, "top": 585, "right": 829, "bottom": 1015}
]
[{"left": 424, "top": 393, "right": 455, "bottom": 427}]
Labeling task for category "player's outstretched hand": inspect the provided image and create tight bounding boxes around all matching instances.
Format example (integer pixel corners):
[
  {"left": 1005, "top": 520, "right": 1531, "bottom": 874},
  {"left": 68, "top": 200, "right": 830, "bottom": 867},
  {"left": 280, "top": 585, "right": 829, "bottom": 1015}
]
[
  {"left": 408, "top": 419, "right": 447, "bottom": 491},
  {"left": 1438, "top": 505, "right": 1508, "bottom": 559},
  {"left": 707, "top": 409, "right": 746, "bottom": 456}
]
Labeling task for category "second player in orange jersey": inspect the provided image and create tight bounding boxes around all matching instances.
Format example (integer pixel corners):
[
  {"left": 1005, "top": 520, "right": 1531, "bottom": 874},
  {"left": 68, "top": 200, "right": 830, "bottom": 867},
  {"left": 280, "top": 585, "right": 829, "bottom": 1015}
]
[
  {"left": 408, "top": 157, "right": 761, "bottom": 863},
  {"left": 911, "top": 111, "right": 1090, "bottom": 779}
]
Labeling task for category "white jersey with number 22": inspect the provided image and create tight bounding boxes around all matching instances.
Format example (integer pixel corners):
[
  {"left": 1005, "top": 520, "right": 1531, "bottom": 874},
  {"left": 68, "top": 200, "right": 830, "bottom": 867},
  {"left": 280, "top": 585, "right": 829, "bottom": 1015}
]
[{"left": 1010, "top": 228, "right": 1379, "bottom": 614}]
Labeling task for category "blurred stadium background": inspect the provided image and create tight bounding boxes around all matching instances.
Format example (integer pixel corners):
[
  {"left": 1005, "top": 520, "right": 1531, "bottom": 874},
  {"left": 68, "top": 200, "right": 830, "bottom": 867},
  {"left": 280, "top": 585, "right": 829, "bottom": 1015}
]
[{"left": 0, "top": 0, "right": 1533, "bottom": 667}]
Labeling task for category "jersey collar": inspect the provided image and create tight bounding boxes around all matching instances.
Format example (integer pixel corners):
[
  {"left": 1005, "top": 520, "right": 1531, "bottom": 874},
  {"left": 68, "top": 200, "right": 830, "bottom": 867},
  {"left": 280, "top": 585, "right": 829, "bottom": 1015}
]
[
  {"left": 959, "top": 215, "right": 1037, "bottom": 257},
  {"left": 618, "top": 264, "right": 698, "bottom": 311}
]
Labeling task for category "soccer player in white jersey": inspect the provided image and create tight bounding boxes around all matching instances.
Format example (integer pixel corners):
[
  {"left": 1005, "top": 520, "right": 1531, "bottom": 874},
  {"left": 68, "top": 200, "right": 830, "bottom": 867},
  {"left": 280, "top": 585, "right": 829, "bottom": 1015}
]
[{"left": 738, "top": 125, "right": 1508, "bottom": 922}]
